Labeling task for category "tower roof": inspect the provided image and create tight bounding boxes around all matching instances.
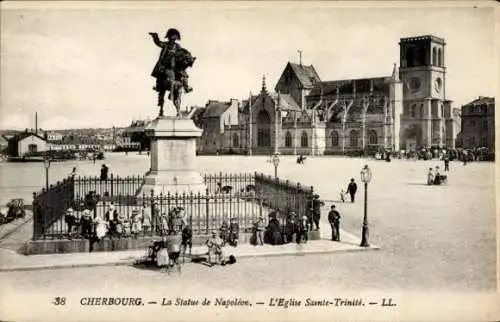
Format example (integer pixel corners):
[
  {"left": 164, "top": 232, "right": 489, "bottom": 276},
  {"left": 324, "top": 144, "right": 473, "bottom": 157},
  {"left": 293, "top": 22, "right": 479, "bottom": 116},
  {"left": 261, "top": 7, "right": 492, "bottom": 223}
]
[{"left": 399, "top": 35, "right": 446, "bottom": 45}]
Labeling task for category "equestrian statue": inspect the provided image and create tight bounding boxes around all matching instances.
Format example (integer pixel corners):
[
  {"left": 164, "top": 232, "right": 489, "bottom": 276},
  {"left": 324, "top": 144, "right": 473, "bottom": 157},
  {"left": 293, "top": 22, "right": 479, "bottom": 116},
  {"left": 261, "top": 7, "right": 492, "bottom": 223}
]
[{"left": 149, "top": 28, "right": 196, "bottom": 117}]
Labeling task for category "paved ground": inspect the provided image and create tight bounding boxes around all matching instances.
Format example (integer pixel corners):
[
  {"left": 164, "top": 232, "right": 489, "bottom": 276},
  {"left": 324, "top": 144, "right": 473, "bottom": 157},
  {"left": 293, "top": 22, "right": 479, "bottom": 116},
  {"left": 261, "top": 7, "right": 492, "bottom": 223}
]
[
  {"left": 0, "top": 155, "right": 497, "bottom": 321},
  {"left": 0, "top": 221, "right": 372, "bottom": 271}
]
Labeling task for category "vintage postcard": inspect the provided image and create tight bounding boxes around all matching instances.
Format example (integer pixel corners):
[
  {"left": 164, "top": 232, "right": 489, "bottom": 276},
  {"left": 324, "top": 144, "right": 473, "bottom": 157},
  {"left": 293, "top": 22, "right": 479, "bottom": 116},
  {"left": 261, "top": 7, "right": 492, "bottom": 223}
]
[{"left": 0, "top": 1, "right": 498, "bottom": 321}]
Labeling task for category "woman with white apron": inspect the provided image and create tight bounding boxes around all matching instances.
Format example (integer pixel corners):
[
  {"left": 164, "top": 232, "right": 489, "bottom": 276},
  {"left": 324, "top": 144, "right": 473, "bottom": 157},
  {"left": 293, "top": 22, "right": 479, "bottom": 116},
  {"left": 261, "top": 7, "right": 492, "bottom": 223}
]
[
  {"left": 157, "top": 237, "right": 169, "bottom": 269},
  {"left": 94, "top": 213, "right": 108, "bottom": 240},
  {"left": 131, "top": 209, "right": 143, "bottom": 236},
  {"left": 141, "top": 204, "right": 151, "bottom": 233}
]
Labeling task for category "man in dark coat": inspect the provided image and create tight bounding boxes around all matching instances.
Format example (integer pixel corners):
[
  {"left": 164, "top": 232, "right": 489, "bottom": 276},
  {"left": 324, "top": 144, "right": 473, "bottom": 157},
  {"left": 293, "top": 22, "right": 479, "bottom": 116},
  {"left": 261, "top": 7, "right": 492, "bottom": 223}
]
[
  {"left": 312, "top": 194, "right": 324, "bottom": 231},
  {"left": 100, "top": 164, "right": 109, "bottom": 181},
  {"left": 444, "top": 154, "right": 450, "bottom": 172},
  {"left": 267, "top": 213, "right": 282, "bottom": 245},
  {"left": 328, "top": 205, "right": 341, "bottom": 241},
  {"left": 284, "top": 212, "right": 298, "bottom": 244},
  {"left": 64, "top": 207, "right": 76, "bottom": 237},
  {"left": 346, "top": 178, "right": 358, "bottom": 203}
]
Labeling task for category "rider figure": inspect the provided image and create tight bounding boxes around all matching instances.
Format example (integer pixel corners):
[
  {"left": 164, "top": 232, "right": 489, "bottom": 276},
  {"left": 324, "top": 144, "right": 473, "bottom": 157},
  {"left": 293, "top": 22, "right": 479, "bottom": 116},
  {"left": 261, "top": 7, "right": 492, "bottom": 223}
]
[{"left": 149, "top": 28, "right": 193, "bottom": 97}]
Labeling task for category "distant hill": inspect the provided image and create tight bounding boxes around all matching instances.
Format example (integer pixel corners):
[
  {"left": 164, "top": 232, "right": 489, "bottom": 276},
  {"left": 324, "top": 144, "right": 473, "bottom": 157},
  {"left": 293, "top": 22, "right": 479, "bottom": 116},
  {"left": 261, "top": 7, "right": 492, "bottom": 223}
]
[{"left": 0, "top": 127, "right": 126, "bottom": 135}]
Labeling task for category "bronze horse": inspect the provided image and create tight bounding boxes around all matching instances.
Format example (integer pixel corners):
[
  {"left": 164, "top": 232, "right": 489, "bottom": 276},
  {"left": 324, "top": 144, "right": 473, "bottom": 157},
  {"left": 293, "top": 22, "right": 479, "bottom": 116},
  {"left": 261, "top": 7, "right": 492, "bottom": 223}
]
[{"left": 155, "top": 49, "right": 195, "bottom": 117}]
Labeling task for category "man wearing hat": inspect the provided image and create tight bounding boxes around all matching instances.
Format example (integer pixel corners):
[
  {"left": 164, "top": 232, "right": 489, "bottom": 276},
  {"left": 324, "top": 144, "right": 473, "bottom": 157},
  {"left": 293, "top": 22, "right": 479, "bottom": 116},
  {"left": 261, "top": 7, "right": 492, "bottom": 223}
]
[
  {"left": 149, "top": 28, "right": 194, "bottom": 95},
  {"left": 328, "top": 205, "right": 341, "bottom": 242},
  {"left": 100, "top": 164, "right": 109, "bottom": 181},
  {"left": 312, "top": 194, "right": 324, "bottom": 231},
  {"left": 346, "top": 178, "right": 358, "bottom": 203}
]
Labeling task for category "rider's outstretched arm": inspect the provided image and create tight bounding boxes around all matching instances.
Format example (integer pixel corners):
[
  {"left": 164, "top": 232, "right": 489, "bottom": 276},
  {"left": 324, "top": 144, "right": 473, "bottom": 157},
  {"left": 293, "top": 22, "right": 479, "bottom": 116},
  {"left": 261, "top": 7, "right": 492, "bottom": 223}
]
[{"left": 149, "top": 32, "right": 164, "bottom": 48}]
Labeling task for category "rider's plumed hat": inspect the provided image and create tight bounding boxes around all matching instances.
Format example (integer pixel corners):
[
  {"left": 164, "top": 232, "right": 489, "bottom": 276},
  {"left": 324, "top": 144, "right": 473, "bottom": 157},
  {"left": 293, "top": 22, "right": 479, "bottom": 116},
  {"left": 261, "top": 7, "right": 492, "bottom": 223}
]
[{"left": 165, "top": 28, "right": 181, "bottom": 40}]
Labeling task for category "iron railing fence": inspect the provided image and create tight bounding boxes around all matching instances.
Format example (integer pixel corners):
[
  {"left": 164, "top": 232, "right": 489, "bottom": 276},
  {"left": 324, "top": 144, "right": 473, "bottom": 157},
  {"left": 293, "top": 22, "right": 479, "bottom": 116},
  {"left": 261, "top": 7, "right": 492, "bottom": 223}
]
[
  {"left": 73, "top": 174, "right": 145, "bottom": 201},
  {"left": 32, "top": 177, "right": 74, "bottom": 239},
  {"left": 203, "top": 172, "right": 255, "bottom": 194},
  {"left": 33, "top": 172, "right": 316, "bottom": 241}
]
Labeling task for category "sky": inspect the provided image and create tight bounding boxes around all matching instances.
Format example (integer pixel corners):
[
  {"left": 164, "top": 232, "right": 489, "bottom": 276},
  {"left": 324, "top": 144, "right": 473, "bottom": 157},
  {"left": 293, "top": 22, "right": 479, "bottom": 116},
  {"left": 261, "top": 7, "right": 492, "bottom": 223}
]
[{"left": 0, "top": 1, "right": 497, "bottom": 130}]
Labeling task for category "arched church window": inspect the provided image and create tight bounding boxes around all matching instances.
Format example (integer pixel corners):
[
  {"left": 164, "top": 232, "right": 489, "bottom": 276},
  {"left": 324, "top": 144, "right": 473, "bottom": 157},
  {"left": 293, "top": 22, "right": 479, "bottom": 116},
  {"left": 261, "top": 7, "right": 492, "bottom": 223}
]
[
  {"left": 232, "top": 133, "right": 239, "bottom": 147},
  {"left": 420, "top": 104, "right": 424, "bottom": 118},
  {"left": 285, "top": 131, "right": 292, "bottom": 147},
  {"left": 438, "top": 48, "right": 442, "bottom": 66},
  {"left": 349, "top": 130, "right": 359, "bottom": 147},
  {"left": 300, "top": 131, "right": 308, "bottom": 148},
  {"left": 368, "top": 130, "right": 378, "bottom": 145},
  {"left": 256, "top": 110, "right": 271, "bottom": 147},
  {"left": 411, "top": 104, "right": 416, "bottom": 118},
  {"left": 416, "top": 46, "right": 426, "bottom": 66},
  {"left": 331, "top": 131, "right": 339, "bottom": 146},
  {"left": 432, "top": 47, "right": 437, "bottom": 65},
  {"left": 406, "top": 48, "right": 415, "bottom": 68}
]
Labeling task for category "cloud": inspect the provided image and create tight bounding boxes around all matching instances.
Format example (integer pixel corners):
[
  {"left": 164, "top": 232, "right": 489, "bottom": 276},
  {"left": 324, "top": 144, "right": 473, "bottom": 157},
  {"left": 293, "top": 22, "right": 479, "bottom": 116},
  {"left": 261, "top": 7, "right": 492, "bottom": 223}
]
[
  {"left": 0, "top": 113, "right": 32, "bottom": 130},
  {"left": 0, "top": 6, "right": 496, "bottom": 129}
]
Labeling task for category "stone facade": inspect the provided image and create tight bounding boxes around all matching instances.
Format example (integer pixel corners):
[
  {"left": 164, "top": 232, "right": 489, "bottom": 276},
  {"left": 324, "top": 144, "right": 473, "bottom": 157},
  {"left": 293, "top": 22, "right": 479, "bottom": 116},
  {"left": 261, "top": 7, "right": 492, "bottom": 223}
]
[
  {"left": 460, "top": 97, "right": 495, "bottom": 150},
  {"left": 198, "top": 35, "right": 459, "bottom": 155}
]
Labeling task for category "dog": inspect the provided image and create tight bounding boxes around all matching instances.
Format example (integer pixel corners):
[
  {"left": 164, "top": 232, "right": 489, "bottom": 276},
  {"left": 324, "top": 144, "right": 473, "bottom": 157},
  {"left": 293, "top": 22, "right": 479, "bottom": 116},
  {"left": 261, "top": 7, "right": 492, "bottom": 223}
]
[{"left": 217, "top": 182, "right": 233, "bottom": 194}]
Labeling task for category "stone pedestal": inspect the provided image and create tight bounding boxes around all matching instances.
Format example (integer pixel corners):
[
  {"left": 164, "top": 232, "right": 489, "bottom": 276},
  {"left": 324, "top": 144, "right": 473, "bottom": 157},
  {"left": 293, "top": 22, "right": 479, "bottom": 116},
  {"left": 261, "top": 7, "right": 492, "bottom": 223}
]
[{"left": 137, "top": 116, "right": 206, "bottom": 196}]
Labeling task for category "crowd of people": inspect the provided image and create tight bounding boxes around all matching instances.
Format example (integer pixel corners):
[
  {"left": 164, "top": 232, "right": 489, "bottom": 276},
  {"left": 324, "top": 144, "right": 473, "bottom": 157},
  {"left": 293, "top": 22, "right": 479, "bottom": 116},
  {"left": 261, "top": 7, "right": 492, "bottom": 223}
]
[
  {"left": 246, "top": 193, "right": 345, "bottom": 246},
  {"left": 377, "top": 147, "right": 494, "bottom": 162}
]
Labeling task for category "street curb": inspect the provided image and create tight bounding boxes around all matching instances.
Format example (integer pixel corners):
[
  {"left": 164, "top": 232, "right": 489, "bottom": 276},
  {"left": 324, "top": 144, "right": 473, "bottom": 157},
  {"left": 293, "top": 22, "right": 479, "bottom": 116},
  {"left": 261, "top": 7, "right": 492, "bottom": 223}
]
[{"left": 0, "top": 244, "right": 379, "bottom": 272}]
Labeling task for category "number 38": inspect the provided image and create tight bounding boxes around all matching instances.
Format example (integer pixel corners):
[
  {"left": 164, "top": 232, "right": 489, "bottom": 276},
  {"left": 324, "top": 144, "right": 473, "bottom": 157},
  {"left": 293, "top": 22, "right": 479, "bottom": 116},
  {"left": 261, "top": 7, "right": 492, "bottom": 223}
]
[{"left": 53, "top": 297, "right": 66, "bottom": 305}]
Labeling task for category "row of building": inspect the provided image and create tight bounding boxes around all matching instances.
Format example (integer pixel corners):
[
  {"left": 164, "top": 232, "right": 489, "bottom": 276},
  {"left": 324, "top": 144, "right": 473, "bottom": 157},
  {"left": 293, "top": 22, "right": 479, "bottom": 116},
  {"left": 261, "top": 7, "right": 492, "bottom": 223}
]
[
  {"left": 178, "top": 34, "right": 493, "bottom": 155},
  {"left": 0, "top": 127, "right": 128, "bottom": 157},
  {"left": 3, "top": 34, "right": 494, "bottom": 158}
]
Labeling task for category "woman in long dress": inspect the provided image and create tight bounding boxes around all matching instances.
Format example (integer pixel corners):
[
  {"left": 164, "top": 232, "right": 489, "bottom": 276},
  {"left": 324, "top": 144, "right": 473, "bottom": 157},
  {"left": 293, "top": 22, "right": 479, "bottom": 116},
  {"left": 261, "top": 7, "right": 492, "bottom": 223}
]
[
  {"left": 141, "top": 204, "right": 151, "bottom": 233},
  {"left": 160, "top": 213, "right": 169, "bottom": 236},
  {"left": 156, "top": 237, "right": 169, "bottom": 269},
  {"left": 94, "top": 213, "right": 108, "bottom": 240},
  {"left": 131, "top": 209, "right": 143, "bottom": 237}
]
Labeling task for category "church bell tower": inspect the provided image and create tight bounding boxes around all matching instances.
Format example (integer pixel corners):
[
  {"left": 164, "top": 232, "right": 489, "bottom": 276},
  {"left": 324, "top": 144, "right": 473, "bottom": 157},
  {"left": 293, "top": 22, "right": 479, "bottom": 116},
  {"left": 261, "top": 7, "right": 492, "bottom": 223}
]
[{"left": 399, "top": 35, "right": 449, "bottom": 149}]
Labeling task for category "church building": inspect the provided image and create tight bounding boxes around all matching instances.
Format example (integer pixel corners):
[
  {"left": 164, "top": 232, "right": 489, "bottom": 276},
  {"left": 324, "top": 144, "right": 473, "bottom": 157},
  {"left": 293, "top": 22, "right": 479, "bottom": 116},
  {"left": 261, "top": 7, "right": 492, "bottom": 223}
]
[{"left": 209, "top": 35, "right": 459, "bottom": 155}]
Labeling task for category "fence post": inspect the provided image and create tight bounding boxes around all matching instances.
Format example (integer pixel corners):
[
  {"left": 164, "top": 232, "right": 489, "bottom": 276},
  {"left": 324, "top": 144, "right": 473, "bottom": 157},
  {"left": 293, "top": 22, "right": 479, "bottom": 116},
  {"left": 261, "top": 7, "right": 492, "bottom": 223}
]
[
  {"left": 150, "top": 189, "right": 155, "bottom": 234},
  {"left": 205, "top": 188, "right": 210, "bottom": 234},
  {"left": 110, "top": 173, "right": 114, "bottom": 198},
  {"left": 32, "top": 192, "right": 38, "bottom": 240}
]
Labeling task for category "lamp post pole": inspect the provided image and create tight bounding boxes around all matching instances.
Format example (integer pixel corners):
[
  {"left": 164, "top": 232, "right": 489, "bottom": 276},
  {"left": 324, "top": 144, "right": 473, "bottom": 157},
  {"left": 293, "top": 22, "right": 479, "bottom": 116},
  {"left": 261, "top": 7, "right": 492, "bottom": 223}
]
[
  {"left": 45, "top": 167, "right": 49, "bottom": 190},
  {"left": 360, "top": 180, "right": 369, "bottom": 246},
  {"left": 43, "top": 157, "right": 51, "bottom": 191},
  {"left": 360, "top": 164, "right": 371, "bottom": 247},
  {"left": 272, "top": 153, "right": 280, "bottom": 179}
]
